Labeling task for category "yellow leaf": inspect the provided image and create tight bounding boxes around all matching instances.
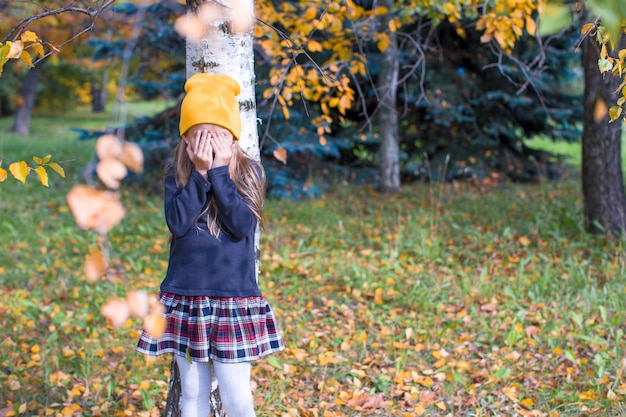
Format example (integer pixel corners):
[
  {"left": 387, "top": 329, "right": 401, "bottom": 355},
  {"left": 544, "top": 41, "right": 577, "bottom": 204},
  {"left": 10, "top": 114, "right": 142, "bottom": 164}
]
[
  {"left": 20, "top": 50, "right": 33, "bottom": 67},
  {"left": 579, "top": 390, "right": 598, "bottom": 401},
  {"left": 9, "top": 161, "right": 30, "bottom": 183},
  {"left": 32, "top": 42, "right": 44, "bottom": 58},
  {"left": 47, "top": 162, "right": 66, "bottom": 178},
  {"left": 0, "top": 167, "right": 7, "bottom": 182},
  {"left": 339, "top": 94, "right": 352, "bottom": 115},
  {"left": 518, "top": 236, "right": 531, "bottom": 246},
  {"left": 7, "top": 40, "right": 23, "bottom": 59},
  {"left": 308, "top": 39, "right": 322, "bottom": 52},
  {"left": 273, "top": 148, "right": 287, "bottom": 164},
  {"left": 282, "top": 105, "right": 290, "bottom": 120},
  {"left": 34, "top": 166, "right": 49, "bottom": 187},
  {"left": 20, "top": 30, "right": 39, "bottom": 43},
  {"left": 609, "top": 106, "right": 622, "bottom": 123},
  {"left": 372, "top": 6, "right": 388, "bottom": 15},
  {"left": 33, "top": 154, "right": 51, "bottom": 165},
  {"left": 525, "top": 16, "right": 536, "bottom": 36},
  {"left": 377, "top": 33, "right": 390, "bottom": 52},
  {"left": 388, "top": 19, "right": 397, "bottom": 33},
  {"left": 521, "top": 397, "right": 535, "bottom": 407},
  {"left": 581, "top": 23, "right": 596, "bottom": 35},
  {"left": 319, "top": 136, "right": 327, "bottom": 146}
]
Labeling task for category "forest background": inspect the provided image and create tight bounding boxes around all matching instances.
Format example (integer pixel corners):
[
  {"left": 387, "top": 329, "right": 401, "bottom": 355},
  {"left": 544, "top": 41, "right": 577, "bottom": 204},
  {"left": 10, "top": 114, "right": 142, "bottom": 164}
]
[{"left": 2, "top": 0, "right": 626, "bottom": 416}]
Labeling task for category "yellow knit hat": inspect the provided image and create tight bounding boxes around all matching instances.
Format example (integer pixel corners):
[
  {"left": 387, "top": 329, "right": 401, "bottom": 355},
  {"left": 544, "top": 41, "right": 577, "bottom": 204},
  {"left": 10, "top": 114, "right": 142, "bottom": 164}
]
[{"left": 179, "top": 73, "right": 242, "bottom": 140}]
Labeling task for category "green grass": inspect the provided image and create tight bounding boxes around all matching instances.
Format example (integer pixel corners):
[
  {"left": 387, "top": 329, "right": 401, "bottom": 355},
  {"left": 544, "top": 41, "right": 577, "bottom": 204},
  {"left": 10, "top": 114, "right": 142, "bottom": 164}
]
[
  {"left": 526, "top": 132, "right": 626, "bottom": 171},
  {"left": 1, "top": 108, "right": 626, "bottom": 416}
]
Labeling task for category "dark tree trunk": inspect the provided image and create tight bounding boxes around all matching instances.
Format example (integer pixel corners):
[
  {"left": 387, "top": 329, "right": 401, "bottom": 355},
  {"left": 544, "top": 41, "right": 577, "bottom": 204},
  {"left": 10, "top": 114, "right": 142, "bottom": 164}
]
[
  {"left": 163, "top": 359, "right": 225, "bottom": 417},
  {"left": 10, "top": 65, "right": 42, "bottom": 135},
  {"left": 581, "top": 33, "right": 626, "bottom": 234},
  {"left": 91, "top": 68, "right": 109, "bottom": 113},
  {"left": 163, "top": 359, "right": 181, "bottom": 417},
  {"left": 377, "top": 0, "right": 400, "bottom": 195}
]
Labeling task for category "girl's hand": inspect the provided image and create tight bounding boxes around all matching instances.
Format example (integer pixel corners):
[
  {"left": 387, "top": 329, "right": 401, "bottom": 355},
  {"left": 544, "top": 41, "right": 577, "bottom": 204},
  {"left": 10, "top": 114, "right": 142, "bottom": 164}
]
[
  {"left": 211, "top": 131, "right": 234, "bottom": 168},
  {"left": 186, "top": 129, "right": 213, "bottom": 172}
]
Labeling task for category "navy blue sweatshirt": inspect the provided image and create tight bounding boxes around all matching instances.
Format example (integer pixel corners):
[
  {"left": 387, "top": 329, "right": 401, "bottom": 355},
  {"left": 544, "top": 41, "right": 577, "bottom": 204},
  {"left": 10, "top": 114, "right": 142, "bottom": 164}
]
[{"left": 159, "top": 164, "right": 261, "bottom": 297}]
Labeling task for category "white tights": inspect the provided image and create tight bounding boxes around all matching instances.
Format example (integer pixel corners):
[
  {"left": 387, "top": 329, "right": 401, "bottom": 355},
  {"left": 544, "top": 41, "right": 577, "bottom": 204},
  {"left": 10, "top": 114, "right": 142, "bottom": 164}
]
[{"left": 174, "top": 355, "right": 256, "bottom": 417}]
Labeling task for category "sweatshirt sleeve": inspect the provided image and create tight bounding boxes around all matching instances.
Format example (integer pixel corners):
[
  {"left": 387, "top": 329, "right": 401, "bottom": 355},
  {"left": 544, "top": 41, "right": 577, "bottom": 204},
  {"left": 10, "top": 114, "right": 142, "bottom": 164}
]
[
  {"left": 164, "top": 167, "right": 212, "bottom": 237},
  {"left": 207, "top": 165, "right": 256, "bottom": 240}
]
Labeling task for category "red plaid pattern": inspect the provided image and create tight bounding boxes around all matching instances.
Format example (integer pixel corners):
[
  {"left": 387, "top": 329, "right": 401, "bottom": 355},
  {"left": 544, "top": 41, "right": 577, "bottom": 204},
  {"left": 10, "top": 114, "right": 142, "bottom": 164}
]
[{"left": 136, "top": 292, "right": 284, "bottom": 363}]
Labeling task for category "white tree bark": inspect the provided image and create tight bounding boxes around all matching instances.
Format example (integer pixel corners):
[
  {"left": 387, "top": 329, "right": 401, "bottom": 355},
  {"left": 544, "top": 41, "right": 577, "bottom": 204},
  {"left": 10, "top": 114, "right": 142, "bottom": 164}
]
[{"left": 186, "top": 0, "right": 259, "bottom": 160}]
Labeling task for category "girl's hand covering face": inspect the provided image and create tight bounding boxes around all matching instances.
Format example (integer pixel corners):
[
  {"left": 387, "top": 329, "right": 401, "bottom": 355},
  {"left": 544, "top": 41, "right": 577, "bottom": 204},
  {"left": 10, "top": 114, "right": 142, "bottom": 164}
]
[
  {"left": 186, "top": 129, "right": 214, "bottom": 172},
  {"left": 210, "top": 131, "right": 234, "bottom": 168}
]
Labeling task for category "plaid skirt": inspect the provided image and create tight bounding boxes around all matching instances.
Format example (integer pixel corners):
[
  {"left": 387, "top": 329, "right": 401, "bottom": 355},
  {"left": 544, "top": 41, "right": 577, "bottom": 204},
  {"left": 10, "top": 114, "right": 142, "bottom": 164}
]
[{"left": 136, "top": 292, "right": 284, "bottom": 363}]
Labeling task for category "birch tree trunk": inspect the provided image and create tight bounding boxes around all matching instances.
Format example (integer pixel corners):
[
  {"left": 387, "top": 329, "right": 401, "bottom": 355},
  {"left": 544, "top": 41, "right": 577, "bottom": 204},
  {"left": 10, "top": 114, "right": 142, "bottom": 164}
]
[
  {"left": 376, "top": 0, "right": 400, "bottom": 195},
  {"left": 581, "top": 32, "right": 626, "bottom": 233},
  {"left": 164, "top": 0, "right": 258, "bottom": 415}
]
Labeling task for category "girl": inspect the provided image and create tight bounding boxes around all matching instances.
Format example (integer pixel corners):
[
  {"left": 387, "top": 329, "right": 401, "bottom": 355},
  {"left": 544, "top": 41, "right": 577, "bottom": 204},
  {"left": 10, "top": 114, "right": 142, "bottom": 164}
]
[{"left": 137, "top": 73, "right": 284, "bottom": 417}]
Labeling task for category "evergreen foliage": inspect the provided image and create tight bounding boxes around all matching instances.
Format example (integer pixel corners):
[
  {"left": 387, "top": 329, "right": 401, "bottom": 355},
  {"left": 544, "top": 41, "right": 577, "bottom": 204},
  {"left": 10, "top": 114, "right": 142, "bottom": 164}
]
[{"left": 79, "top": 3, "right": 583, "bottom": 198}]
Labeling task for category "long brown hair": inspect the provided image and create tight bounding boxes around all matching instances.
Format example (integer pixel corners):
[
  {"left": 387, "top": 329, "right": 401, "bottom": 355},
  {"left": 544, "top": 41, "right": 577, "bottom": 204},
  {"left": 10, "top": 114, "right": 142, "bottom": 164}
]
[{"left": 171, "top": 140, "right": 265, "bottom": 237}]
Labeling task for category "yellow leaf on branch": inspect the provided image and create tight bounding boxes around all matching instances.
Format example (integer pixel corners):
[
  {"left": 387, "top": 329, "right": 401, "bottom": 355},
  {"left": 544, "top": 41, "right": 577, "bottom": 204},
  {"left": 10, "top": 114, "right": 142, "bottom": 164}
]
[
  {"left": 377, "top": 33, "right": 390, "bottom": 52},
  {"left": 32, "top": 154, "right": 52, "bottom": 165},
  {"left": 19, "top": 50, "right": 34, "bottom": 67},
  {"left": 20, "top": 30, "right": 39, "bottom": 43},
  {"left": 47, "top": 162, "right": 66, "bottom": 178},
  {"left": 9, "top": 161, "right": 30, "bottom": 183},
  {"left": 7, "top": 41, "right": 23, "bottom": 59},
  {"left": 34, "top": 166, "right": 49, "bottom": 187}
]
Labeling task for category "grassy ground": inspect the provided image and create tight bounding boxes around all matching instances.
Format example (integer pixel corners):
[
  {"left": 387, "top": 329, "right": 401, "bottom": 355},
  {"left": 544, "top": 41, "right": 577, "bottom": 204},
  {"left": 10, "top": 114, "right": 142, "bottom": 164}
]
[{"left": 1, "top": 108, "right": 626, "bottom": 417}]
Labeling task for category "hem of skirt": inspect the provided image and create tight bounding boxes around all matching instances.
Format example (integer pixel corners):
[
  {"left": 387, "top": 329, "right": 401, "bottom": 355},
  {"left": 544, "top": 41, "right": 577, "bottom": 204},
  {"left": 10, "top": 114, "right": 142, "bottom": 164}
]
[{"left": 135, "top": 346, "right": 285, "bottom": 363}]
